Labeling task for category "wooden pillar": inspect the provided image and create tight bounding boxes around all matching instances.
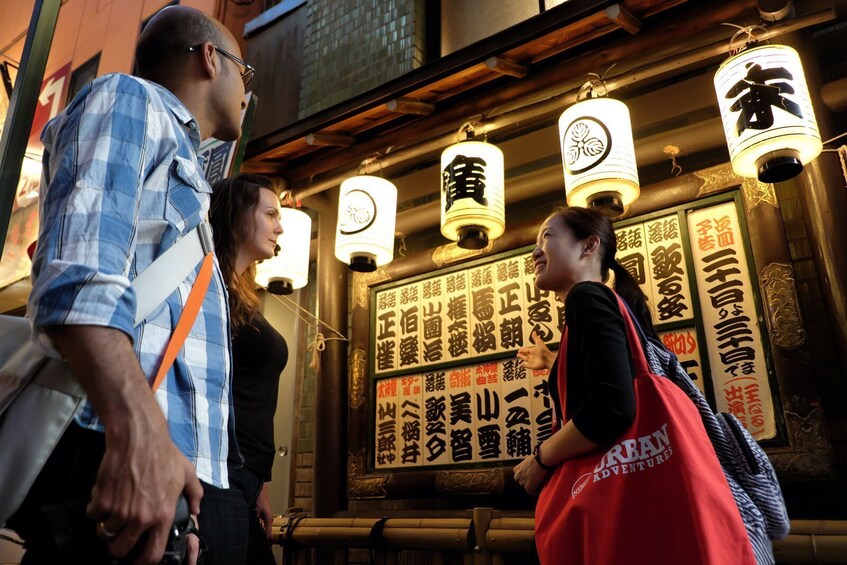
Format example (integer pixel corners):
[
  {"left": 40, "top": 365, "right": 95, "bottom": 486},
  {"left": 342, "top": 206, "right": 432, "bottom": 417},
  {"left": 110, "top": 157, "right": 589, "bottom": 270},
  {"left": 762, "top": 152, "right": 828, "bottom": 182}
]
[
  {"left": 780, "top": 31, "right": 847, "bottom": 375},
  {"left": 313, "top": 188, "right": 348, "bottom": 521}
]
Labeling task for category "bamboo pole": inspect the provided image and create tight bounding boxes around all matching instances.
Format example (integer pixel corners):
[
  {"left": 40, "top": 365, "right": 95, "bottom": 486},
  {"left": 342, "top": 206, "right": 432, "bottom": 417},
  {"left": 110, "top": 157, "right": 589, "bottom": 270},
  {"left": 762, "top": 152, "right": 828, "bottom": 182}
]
[
  {"left": 788, "top": 520, "right": 847, "bottom": 535},
  {"left": 383, "top": 518, "right": 472, "bottom": 529},
  {"left": 270, "top": 514, "right": 847, "bottom": 563},
  {"left": 772, "top": 534, "right": 847, "bottom": 564},
  {"left": 382, "top": 527, "right": 472, "bottom": 551}
]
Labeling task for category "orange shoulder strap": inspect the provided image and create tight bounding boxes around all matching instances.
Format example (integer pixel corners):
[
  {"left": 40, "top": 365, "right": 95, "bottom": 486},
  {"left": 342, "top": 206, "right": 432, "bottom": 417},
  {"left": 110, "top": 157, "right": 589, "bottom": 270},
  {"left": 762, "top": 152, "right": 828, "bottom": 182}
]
[{"left": 151, "top": 252, "right": 215, "bottom": 392}]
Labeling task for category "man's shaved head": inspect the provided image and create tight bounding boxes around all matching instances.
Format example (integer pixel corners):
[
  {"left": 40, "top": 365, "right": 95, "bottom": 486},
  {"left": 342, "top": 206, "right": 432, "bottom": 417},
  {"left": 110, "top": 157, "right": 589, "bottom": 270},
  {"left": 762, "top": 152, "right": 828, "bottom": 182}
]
[{"left": 135, "top": 6, "right": 226, "bottom": 81}]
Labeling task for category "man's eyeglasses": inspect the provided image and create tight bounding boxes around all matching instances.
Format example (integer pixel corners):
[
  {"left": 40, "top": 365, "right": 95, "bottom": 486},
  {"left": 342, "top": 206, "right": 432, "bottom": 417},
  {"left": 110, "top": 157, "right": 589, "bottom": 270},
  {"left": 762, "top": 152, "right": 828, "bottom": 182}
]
[{"left": 188, "top": 44, "right": 255, "bottom": 86}]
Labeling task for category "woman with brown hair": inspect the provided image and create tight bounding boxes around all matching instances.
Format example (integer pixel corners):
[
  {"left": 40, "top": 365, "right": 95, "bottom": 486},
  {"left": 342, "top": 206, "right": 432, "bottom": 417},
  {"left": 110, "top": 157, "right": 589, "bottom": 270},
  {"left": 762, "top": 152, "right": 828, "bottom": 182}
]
[
  {"left": 514, "top": 206, "right": 755, "bottom": 564},
  {"left": 200, "top": 173, "right": 288, "bottom": 565}
]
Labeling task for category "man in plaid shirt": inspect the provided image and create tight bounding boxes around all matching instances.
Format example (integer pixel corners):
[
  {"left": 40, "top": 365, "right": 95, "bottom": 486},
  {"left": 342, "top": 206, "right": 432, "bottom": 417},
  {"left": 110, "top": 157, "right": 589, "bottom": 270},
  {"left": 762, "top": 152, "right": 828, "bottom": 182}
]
[{"left": 8, "top": 6, "right": 254, "bottom": 564}]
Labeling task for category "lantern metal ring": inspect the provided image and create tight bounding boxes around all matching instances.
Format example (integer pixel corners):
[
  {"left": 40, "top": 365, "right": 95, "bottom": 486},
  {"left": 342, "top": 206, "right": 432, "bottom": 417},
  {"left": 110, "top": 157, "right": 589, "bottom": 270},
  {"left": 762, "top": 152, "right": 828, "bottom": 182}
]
[
  {"left": 724, "top": 23, "right": 769, "bottom": 56},
  {"left": 358, "top": 153, "right": 384, "bottom": 176},
  {"left": 576, "top": 73, "right": 608, "bottom": 101},
  {"left": 456, "top": 120, "right": 487, "bottom": 142}
]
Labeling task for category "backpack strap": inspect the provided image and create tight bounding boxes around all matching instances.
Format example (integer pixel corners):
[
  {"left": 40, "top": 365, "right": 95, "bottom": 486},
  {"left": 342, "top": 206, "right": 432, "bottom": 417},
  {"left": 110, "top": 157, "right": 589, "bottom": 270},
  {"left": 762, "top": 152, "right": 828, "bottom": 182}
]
[
  {"left": 131, "top": 221, "right": 215, "bottom": 391},
  {"left": 150, "top": 252, "right": 214, "bottom": 392},
  {"left": 131, "top": 221, "right": 214, "bottom": 327}
]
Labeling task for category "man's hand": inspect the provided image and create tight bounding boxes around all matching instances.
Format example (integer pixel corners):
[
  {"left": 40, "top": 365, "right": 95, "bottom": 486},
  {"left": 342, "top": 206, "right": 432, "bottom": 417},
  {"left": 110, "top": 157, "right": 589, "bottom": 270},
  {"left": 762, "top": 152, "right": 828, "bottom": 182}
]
[
  {"left": 49, "top": 325, "right": 203, "bottom": 564},
  {"left": 89, "top": 404, "right": 203, "bottom": 562},
  {"left": 256, "top": 482, "right": 274, "bottom": 539}
]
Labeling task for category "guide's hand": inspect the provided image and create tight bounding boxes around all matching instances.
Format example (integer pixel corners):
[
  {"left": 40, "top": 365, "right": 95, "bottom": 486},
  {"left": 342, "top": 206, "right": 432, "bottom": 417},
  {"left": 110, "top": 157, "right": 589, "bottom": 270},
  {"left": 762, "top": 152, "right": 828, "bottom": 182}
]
[{"left": 516, "top": 331, "right": 556, "bottom": 371}]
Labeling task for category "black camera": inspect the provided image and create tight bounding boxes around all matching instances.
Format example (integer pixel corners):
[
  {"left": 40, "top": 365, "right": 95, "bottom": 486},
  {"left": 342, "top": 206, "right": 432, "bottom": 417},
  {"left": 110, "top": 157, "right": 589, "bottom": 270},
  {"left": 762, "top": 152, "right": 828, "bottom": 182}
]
[
  {"left": 160, "top": 494, "right": 194, "bottom": 565},
  {"left": 41, "top": 494, "right": 201, "bottom": 564}
]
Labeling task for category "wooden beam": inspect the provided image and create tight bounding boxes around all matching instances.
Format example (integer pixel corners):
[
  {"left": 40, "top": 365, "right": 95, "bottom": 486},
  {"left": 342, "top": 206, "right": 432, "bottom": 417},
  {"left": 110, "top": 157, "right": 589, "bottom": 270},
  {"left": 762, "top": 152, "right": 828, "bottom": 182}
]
[
  {"left": 386, "top": 98, "right": 435, "bottom": 115},
  {"left": 605, "top": 4, "right": 641, "bottom": 34},
  {"left": 485, "top": 56, "right": 528, "bottom": 78},
  {"left": 305, "top": 132, "right": 354, "bottom": 146},
  {"left": 240, "top": 160, "right": 288, "bottom": 175},
  {"left": 279, "top": 1, "right": 774, "bottom": 184}
]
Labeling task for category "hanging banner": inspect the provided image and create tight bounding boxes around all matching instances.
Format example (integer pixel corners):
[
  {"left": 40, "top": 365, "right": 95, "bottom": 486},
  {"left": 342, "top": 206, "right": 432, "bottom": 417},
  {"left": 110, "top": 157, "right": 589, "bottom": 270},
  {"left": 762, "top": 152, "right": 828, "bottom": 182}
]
[
  {"left": 658, "top": 327, "right": 705, "bottom": 394},
  {"left": 374, "top": 250, "right": 563, "bottom": 375},
  {"left": 374, "top": 358, "right": 553, "bottom": 469},
  {"left": 374, "top": 287, "right": 399, "bottom": 374},
  {"left": 420, "top": 276, "right": 447, "bottom": 365},
  {"left": 397, "top": 375, "right": 424, "bottom": 466},
  {"left": 644, "top": 214, "right": 694, "bottom": 322},
  {"left": 616, "top": 214, "right": 693, "bottom": 323},
  {"left": 615, "top": 223, "right": 654, "bottom": 319},
  {"left": 397, "top": 283, "right": 421, "bottom": 369},
  {"left": 374, "top": 377, "right": 399, "bottom": 469},
  {"left": 688, "top": 201, "right": 775, "bottom": 439},
  {"left": 422, "top": 369, "right": 450, "bottom": 466}
]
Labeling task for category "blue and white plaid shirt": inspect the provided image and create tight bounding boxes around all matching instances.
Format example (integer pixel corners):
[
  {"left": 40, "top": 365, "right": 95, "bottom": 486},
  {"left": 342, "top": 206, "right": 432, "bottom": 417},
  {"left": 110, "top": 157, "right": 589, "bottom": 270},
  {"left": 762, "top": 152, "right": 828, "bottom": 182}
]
[{"left": 28, "top": 73, "right": 232, "bottom": 488}]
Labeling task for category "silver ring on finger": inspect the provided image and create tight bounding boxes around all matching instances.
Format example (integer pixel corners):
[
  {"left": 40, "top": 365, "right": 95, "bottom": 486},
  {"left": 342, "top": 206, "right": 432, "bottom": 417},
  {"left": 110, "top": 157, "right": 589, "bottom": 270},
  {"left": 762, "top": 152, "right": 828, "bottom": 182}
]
[{"left": 98, "top": 521, "right": 118, "bottom": 539}]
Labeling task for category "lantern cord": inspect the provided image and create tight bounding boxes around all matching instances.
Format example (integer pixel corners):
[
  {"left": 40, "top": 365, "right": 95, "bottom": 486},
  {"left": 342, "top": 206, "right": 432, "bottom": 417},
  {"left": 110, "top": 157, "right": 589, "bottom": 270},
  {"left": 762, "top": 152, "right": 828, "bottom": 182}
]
[
  {"left": 671, "top": 157, "right": 682, "bottom": 177},
  {"left": 576, "top": 69, "right": 616, "bottom": 101},
  {"left": 396, "top": 232, "right": 407, "bottom": 257},
  {"left": 663, "top": 145, "right": 682, "bottom": 177},
  {"left": 838, "top": 146, "right": 847, "bottom": 190},
  {"left": 822, "top": 131, "right": 847, "bottom": 147},
  {"left": 269, "top": 292, "right": 348, "bottom": 373},
  {"left": 599, "top": 63, "right": 617, "bottom": 81},
  {"left": 268, "top": 292, "right": 347, "bottom": 341}
]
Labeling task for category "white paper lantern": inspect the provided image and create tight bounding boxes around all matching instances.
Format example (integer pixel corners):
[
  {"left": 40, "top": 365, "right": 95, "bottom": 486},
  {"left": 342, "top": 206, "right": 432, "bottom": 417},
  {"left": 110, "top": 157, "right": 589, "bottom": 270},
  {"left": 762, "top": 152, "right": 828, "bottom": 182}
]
[
  {"left": 440, "top": 139, "right": 505, "bottom": 249},
  {"left": 255, "top": 207, "right": 312, "bottom": 295},
  {"left": 335, "top": 175, "right": 397, "bottom": 272},
  {"left": 714, "top": 44, "right": 821, "bottom": 183},
  {"left": 558, "top": 96, "right": 639, "bottom": 217}
]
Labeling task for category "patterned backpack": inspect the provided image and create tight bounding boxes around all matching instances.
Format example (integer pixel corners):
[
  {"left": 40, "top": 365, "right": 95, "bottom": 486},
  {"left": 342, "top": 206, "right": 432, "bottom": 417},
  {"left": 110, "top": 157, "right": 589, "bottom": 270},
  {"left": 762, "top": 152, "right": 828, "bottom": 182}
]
[{"left": 623, "top": 302, "right": 790, "bottom": 565}]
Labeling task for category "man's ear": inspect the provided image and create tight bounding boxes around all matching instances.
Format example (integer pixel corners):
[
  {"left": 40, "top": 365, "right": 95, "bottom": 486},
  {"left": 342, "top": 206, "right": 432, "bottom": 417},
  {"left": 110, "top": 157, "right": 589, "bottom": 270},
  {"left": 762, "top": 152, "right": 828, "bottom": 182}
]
[{"left": 198, "top": 42, "right": 218, "bottom": 79}]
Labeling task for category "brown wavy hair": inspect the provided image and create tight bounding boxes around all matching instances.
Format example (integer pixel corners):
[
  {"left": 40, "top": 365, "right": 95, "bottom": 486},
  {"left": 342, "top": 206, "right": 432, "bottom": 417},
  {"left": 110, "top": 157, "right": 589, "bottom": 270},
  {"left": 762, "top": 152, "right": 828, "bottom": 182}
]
[{"left": 209, "top": 173, "right": 282, "bottom": 332}]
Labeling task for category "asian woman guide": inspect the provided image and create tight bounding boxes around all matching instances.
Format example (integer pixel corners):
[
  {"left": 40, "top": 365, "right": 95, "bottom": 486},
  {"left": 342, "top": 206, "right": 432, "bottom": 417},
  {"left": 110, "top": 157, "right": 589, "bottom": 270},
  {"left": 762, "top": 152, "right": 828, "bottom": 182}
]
[{"left": 513, "top": 206, "right": 755, "bottom": 565}]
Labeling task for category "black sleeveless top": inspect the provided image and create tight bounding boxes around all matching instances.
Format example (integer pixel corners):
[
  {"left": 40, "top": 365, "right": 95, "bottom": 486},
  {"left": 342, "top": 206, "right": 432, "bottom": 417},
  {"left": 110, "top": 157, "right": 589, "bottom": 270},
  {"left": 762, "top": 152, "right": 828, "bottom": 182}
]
[{"left": 228, "top": 312, "right": 288, "bottom": 480}]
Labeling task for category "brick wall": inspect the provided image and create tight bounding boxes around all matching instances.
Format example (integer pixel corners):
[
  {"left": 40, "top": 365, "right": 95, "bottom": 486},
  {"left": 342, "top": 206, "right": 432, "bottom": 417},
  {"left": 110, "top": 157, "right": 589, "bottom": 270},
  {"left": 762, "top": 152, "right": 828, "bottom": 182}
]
[
  {"left": 291, "top": 262, "right": 319, "bottom": 513},
  {"left": 299, "top": 0, "right": 426, "bottom": 119}
]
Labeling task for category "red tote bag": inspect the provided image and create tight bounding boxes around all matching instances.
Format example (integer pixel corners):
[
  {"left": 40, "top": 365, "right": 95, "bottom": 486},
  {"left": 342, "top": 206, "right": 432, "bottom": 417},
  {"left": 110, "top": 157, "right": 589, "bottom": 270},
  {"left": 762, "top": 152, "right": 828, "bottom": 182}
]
[{"left": 534, "top": 294, "right": 755, "bottom": 565}]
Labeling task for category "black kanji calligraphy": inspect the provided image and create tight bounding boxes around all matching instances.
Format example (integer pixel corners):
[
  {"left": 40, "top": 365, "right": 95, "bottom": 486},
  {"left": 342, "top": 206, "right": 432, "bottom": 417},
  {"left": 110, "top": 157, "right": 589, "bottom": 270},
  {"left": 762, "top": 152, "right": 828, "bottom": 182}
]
[
  {"left": 449, "top": 391, "right": 472, "bottom": 425},
  {"left": 450, "top": 428, "right": 473, "bottom": 462},
  {"left": 472, "top": 320, "right": 497, "bottom": 353},
  {"left": 443, "top": 154, "right": 489, "bottom": 211},
  {"left": 726, "top": 62, "right": 803, "bottom": 136},
  {"left": 476, "top": 388, "right": 500, "bottom": 422},
  {"left": 506, "top": 427, "right": 532, "bottom": 458},
  {"left": 477, "top": 424, "right": 502, "bottom": 459}
]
